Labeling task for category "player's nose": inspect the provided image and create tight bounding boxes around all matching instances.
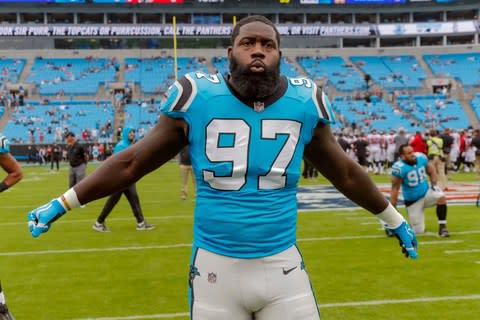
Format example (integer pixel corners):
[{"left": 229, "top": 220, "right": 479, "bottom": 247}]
[{"left": 251, "top": 43, "right": 266, "bottom": 57}]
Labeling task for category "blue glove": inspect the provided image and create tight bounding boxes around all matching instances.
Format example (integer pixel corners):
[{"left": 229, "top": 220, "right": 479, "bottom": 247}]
[
  {"left": 28, "top": 199, "right": 66, "bottom": 238},
  {"left": 390, "top": 221, "right": 418, "bottom": 260}
]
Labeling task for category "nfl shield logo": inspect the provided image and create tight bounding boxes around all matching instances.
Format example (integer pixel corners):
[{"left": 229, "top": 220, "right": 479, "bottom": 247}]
[
  {"left": 207, "top": 272, "right": 217, "bottom": 284},
  {"left": 253, "top": 101, "right": 265, "bottom": 112}
]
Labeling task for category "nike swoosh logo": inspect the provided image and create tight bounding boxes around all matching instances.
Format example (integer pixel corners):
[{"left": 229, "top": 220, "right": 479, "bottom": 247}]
[{"left": 282, "top": 266, "right": 297, "bottom": 275}]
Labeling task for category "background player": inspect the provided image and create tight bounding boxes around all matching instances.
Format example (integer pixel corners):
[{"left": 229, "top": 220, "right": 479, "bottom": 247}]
[
  {"left": 390, "top": 144, "right": 450, "bottom": 237},
  {"left": 92, "top": 127, "right": 154, "bottom": 232},
  {"left": 28, "top": 15, "right": 417, "bottom": 320}
]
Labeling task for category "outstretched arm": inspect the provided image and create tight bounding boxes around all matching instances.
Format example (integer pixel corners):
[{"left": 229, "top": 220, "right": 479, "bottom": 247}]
[
  {"left": 304, "top": 123, "right": 418, "bottom": 259},
  {"left": 0, "top": 152, "right": 23, "bottom": 191},
  {"left": 304, "top": 123, "right": 387, "bottom": 213},
  {"left": 28, "top": 115, "right": 188, "bottom": 237}
]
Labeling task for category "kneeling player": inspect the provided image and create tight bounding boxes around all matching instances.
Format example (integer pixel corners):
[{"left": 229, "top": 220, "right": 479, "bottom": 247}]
[{"left": 390, "top": 144, "right": 450, "bottom": 237}]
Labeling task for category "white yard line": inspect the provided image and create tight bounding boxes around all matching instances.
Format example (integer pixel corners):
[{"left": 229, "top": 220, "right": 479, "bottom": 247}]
[
  {"left": 0, "top": 244, "right": 192, "bottom": 256},
  {"left": 75, "top": 313, "right": 189, "bottom": 320},
  {"left": 345, "top": 216, "right": 376, "bottom": 221},
  {"left": 74, "top": 294, "right": 480, "bottom": 320},
  {"left": 319, "top": 294, "right": 480, "bottom": 308},
  {"left": 0, "top": 215, "right": 192, "bottom": 226},
  {"left": 420, "top": 240, "right": 463, "bottom": 245},
  {"left": 0, "top": 233, "right": 462, "bottom": 256},
  {"left": 445, "top": 248, "right": 480, "bottom": 254}
]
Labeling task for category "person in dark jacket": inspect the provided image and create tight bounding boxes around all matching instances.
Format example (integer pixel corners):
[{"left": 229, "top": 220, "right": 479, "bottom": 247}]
[
  {"left": 50, "top": 144, "right": 62, "bottom": 171},
  {"left": 66, "top": 132, "right": 88, "bottom": 188},
  {"left": 92, "top": 128, "right": 154, "bottom": 232}
]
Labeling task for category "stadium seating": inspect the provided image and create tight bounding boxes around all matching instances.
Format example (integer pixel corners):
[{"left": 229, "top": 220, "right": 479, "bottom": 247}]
[
  {"left": 0, "top": 58, "right": 26, "bottom": 86},
  {"left": 296, "top": 56, "right": 364, "bottom": 91},
  {"left": 25, "top": 57, "right": 118, "bottom": 96},
  {"left": 1, "top": 53, "right": 478, "bottom": 147},
  {"left": 125, "top": 57, "right": 208, "bottom": 95},
  {"left": 396, "top": 95, "right": 470, "bottom": 129},
  {"left": 332, "top": 96, "right": 417, "bottom": 132},
  {"left": 469, "top": 93, "right": 480, "bottom": 120},
  {"left": 350, "top": 55, "right": 426, "bottom": 90},
  {"left": 423, "top": 53, "right": 480, "bottom": 87},
  {"left": 4, "top": 100, "right": 115, "bottom": 144},
  {"left": 123, "top": 101, "right": 160, "bottom": 137}
]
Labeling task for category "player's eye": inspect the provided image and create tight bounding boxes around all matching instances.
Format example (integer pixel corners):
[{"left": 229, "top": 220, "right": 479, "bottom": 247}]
[
  {"left": 263, "top": 41, "right": 275, "bottom": 49},
  {"left": 240, "top": 39, "right": 254, "bottom": 47}
]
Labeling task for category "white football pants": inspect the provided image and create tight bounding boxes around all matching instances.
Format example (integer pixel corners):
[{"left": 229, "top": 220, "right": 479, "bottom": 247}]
[
  {"left": 406, "top": 188, "right": 444, "bottom": 234},
  {"left": 188, "top": 245, "right": 320, "bottom": 320}
]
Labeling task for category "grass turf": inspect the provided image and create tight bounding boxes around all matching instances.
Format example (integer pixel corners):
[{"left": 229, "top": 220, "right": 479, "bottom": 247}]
[{"left": 0, "top": 162, "right": 479, "bottom": 319}]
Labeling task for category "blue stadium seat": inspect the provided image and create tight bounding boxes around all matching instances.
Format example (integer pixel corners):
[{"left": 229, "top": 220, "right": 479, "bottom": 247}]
[
  {"left": 4, "top": 100, "right": 115, "bottom": 144},
  {"left": 25, "top": 57, "right": 118, "bottom": 96},
  {"left": 350, "top": 55, "right": 426, "bottom": 90},
  {"left": 125, "top": 57, "right": 208, "bottom": 95},
  {"left": 423, "top": 53, "right": 480, "bottom": 87},
  {"left": 296, "top": 56, "right": 364, "bottom": 92}
]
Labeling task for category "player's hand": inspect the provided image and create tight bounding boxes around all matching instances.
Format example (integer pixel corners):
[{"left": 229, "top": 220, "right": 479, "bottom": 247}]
[
  {"left": 390, "top": 221, "right": 418, "bottom": 260},
  {"left": 28, "top": 199, "right": 66, "bottom": 238}
]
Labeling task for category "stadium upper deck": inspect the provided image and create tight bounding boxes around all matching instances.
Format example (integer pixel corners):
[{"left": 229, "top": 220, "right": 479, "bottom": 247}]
[{"left": 0, "top": 0, "right": 478, "bottom": 49}]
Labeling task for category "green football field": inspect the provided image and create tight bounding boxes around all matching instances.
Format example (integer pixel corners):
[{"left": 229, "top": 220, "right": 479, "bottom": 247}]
[{"left": 1, "top": 162, "right": 479, "bottom": 320}]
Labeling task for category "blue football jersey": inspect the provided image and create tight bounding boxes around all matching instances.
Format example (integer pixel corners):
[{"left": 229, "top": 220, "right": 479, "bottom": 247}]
[
  {"left": 161, "top": 72, "right": 334, "bottom": 258},
  {"left": 0, "top": 133, "right": 10, "bottom": 154},
  {"left": 392, "top": 152, "right": 429, "bottom": 202}
]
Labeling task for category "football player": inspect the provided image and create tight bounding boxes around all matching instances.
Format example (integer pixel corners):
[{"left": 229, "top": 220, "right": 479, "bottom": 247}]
[
  {"left": 390, "top": 144, "right": 450, "bottom": 237},
  {"left": 28, "top": 15, "right": 417, "bottom": 320}
]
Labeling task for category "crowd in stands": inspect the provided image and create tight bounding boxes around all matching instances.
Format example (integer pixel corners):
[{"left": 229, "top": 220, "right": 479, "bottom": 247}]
[
  {"left": 5, "top": 100, "right": 116, "bottom": 145},
  {"left": 0, "top": 53, "right": 479, "bottom": 173},
  {"left": 26, "top": 57, "right": 119, "bottom": 96}
]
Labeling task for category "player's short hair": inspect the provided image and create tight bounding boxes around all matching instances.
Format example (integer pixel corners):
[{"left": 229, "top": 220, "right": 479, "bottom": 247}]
[
  {"left": 231, "top": 15, "right": 280, "bottom": 47},
  {"left": 398, "top": 144, "right": 410, "bottom": 155},
  {"left": 65, "top": 132, "right": 75, "bottom": 138}
]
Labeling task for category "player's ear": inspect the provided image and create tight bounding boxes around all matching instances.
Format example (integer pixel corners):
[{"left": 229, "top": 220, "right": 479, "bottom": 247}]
[
  {"left": 227, "top": 46, "right": 233, "bottom": 59},
  {"left": 279, "top": 50, "right": 282, "bottom": 58}
]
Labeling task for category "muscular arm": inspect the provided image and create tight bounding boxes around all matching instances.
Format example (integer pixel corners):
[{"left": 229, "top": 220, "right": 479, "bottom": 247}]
[
  {"left": 304, "top": 123, "right": 388, "bottom": 214},
  {"left": 74, "top": 115, "right": 188, "bottom": 204},
  {"left": 390, "top": 176, "right": 402, "bottom": 207},
  {"left": 0, "top": 153, "right": 23, "bottom": 188}
]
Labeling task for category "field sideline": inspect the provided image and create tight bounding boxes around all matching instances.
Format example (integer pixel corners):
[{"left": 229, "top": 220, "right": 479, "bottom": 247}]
[{"left": 0, "top": 162, "right": 479, "bottom": 320}]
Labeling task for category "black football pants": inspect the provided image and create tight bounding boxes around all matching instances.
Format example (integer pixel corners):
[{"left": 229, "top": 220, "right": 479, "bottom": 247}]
[{"left": 97, "top": 184, "right": 145, "bottom": 224}]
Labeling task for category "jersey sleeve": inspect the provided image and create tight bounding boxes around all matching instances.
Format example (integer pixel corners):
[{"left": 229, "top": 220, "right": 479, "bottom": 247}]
[
  {"left": 0, "top": 134, "right": 10, "bottom": 153},
  {"left": 311, "top": 82, "right": 336, "bottom": 125},
  {"left": 160, "top": 73, "right": 198, "bottom": 119},
  {"left": 391, "top": 162, "right": 403, "bottom": 178}
]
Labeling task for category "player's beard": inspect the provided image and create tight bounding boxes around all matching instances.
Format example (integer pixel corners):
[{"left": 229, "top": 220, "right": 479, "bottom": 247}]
[{"left": 229, "top": 56, "right": 280, "bottom": 100}]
